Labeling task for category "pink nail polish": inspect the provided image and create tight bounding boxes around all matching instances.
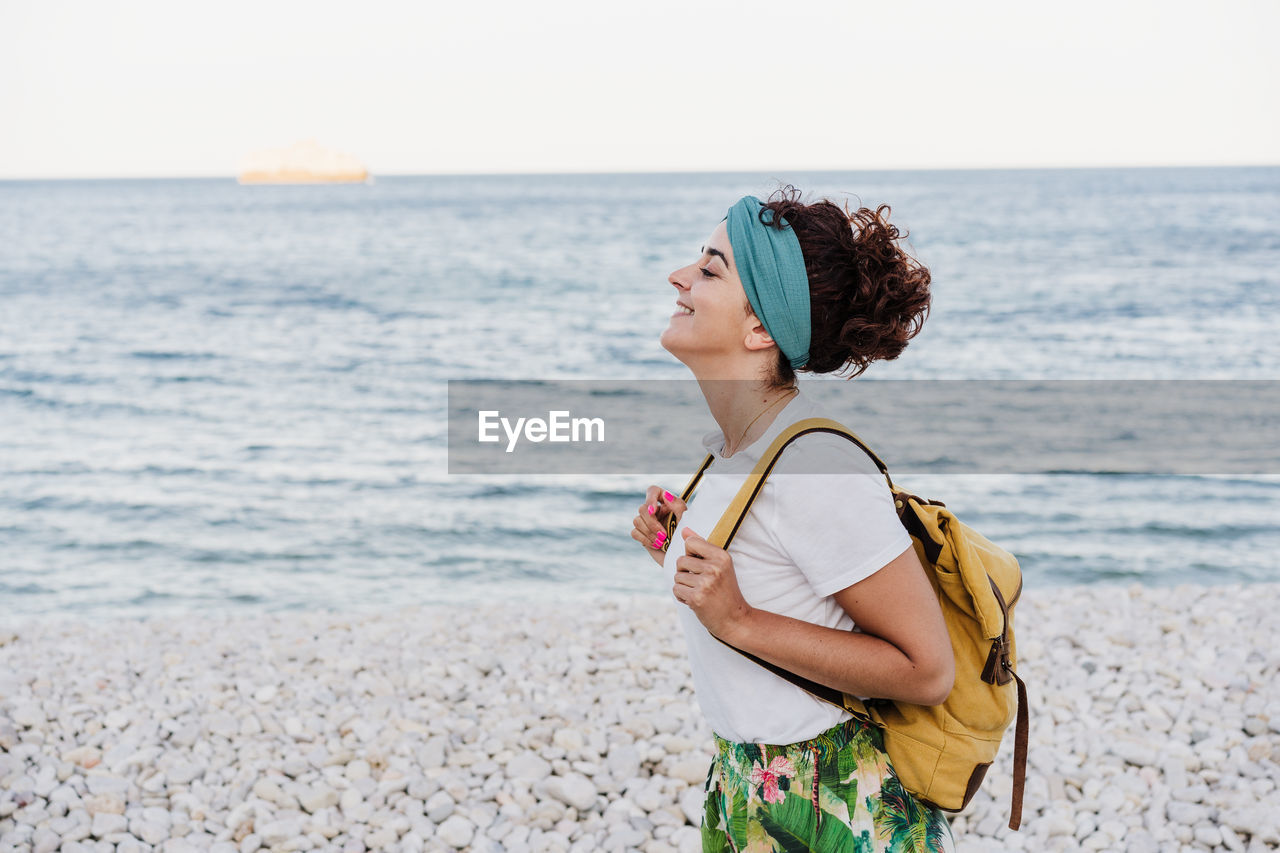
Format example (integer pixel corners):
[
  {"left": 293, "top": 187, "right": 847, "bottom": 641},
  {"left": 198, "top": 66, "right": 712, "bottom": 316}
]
[
  {"left": 648, "top": 505, "right": 655, "bottom": 515},
  {"left": 663, "top": 491, "right": 675, "bottom": 502}
]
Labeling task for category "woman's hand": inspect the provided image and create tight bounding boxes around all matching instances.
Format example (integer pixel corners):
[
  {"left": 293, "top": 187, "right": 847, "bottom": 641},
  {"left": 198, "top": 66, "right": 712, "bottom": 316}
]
[
  {"left": 631, "top": 486, "right": 688, "bottom": 566},
  {"left": 672, "top": 527, "right": 754, "bottom": 640}
]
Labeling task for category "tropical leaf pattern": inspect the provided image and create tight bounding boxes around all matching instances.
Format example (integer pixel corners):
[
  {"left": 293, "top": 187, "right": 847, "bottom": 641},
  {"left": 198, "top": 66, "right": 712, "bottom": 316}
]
[{"left": 701, "top": 717, "right": 955, "bottom": 853}]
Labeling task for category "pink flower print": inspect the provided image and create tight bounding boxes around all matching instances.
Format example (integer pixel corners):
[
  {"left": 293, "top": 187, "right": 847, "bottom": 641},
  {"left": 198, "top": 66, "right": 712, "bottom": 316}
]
[{"left": 749, "top": 755, "right": 797, "bottom": 804}]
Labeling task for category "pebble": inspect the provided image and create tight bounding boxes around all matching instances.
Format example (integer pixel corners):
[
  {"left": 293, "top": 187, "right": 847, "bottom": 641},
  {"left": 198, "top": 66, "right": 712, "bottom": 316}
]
[
  {"left": 545, "top": 773, "right": 598, "bottom": 812},
  {"left": 1167, "top": 800, "right": 1210, "bottom": 825},
  {"left": 298, "top": 784, "right": 339, "bottom": 813},
  {"left": 0, "top": 584, "right": 1277, "bottom": 851},
  {"left": 425, "top": 790, "right": 455, "bottom": 822},
  {"left": 606, "top": 745, "right": 643, "bottom": 782},
  {"left": 553, "top": 729, "right": 586, "bottom": 753},
  {"left": 437, "top": 814, "right": 475, "bottom": 848},
  {"left": 508, "top": 752, "right": 552, "bottom": 780},
  {"left": 667, "top": 758, "right": 709, "bottom": 786}
]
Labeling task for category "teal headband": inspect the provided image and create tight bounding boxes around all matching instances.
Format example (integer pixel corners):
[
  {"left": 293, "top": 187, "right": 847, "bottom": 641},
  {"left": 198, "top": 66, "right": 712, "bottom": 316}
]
[{"left": 724, "top": 196, "right": 812, "bottom": 369}]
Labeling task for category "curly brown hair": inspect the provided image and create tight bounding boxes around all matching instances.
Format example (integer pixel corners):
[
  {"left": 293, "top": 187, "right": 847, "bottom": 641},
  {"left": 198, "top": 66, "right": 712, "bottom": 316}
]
[{"left": 749, "top": 185, "right": 932, "bottom": 390}]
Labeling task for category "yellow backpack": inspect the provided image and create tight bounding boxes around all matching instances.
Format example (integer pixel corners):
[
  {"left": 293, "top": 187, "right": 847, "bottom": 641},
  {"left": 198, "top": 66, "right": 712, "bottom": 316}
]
[{"left": 668, "top": 416, "right": 1029, "bottom": 830}]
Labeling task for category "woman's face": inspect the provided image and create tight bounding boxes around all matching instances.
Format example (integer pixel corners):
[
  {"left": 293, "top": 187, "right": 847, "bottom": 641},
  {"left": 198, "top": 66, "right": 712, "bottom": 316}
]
[{"left": 660, "top": 220, "right": 764, "bottom": 368}]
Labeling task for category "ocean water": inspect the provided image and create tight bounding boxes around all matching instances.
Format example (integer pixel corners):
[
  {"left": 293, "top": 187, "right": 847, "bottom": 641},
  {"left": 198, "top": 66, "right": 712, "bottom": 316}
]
[{"left": 1, "top": 167, "right": 1278, "bottom": 624}]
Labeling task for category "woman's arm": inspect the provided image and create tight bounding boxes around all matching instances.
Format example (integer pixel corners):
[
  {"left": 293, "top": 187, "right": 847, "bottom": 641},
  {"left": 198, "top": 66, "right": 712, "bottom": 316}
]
[{"left": 725, "top": 544, "right": 954, "bottom": 705}]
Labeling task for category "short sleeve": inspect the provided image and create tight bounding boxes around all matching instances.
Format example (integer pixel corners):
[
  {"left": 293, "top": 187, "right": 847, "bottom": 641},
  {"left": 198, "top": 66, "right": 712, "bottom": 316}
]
[{"left": 766, "top": 434, "right": 914, "bottom": 598}]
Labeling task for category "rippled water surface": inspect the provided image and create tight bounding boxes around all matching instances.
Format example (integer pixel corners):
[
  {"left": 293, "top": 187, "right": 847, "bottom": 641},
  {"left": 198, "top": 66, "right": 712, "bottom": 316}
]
[{"left": 2, "top": 168, "right": 1278, "bottom": 623}]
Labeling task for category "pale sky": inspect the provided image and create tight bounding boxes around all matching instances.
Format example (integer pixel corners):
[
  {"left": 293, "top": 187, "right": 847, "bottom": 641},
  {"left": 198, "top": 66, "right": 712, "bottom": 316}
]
[{"left": 1, "top": 0, "right": 1277, "bottom": 179}]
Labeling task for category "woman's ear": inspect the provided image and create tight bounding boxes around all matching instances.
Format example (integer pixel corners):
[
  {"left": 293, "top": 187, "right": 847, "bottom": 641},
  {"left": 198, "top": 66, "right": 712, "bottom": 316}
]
[{"left": 743, "top": 316, "right": 777, "bottom": 352}]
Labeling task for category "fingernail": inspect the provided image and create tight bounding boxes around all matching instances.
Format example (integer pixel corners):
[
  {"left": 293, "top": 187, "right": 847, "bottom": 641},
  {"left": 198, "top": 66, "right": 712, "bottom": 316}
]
[
  {"left": 663, "top": 491, "right": 674, "bottom": 502},
  {"left": 648, "top": 505, "right": 655, "bottom": 515},
  {"left": 656, "top": 532, "right": 667, "bottom": 544}
]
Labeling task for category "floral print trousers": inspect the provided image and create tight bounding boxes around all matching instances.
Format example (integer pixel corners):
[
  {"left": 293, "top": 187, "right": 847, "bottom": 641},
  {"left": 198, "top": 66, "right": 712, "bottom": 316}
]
[{"left": 701, "top": 716, "right": 957, "bottom": 853}]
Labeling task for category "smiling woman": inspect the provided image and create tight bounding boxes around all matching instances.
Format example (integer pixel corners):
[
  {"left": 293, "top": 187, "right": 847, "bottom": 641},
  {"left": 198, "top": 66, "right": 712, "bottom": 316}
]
[{"left": 634, "top": 185, "right": 952, "bottom": 851}]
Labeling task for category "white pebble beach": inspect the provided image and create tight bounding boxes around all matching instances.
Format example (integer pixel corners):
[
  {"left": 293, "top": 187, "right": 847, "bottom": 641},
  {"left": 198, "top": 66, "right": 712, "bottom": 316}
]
[{"left": 2, "top": 581, "right": 1278, "bottom": 853}]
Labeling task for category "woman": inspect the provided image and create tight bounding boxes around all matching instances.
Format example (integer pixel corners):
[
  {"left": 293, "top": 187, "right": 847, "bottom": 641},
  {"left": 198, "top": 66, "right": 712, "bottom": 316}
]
[{"left": 631, "top": 187, "right": 957, "bottom": 852}]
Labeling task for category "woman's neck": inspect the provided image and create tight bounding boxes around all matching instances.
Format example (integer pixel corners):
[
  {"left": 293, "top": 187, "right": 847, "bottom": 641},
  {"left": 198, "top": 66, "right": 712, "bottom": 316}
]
[{"left": 700, "top": 380, "right": 799, "bottom": 458}]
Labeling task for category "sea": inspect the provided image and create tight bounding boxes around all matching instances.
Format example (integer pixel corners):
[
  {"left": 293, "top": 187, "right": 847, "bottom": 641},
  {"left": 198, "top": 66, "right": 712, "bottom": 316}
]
[{"left": 2, "top": 167, "right": 1278, "bottom": 625}]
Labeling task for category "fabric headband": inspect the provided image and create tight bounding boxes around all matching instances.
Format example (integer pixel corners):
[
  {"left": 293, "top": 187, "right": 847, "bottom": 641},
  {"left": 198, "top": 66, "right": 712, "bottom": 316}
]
[{"left": 723, "top": 196, "right": 812, "bottom": 369}]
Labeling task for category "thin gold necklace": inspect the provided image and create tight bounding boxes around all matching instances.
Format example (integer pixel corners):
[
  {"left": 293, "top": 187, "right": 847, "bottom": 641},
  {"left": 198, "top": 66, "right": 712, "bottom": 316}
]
[{"left": 723, "top": 386, "right": 798, "bottom": 457}]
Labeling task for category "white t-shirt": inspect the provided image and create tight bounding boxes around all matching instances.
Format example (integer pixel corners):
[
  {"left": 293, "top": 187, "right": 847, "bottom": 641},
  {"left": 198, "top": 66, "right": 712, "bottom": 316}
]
[{"left": 665, "top": 386, "right": 914, "bottom": 745}]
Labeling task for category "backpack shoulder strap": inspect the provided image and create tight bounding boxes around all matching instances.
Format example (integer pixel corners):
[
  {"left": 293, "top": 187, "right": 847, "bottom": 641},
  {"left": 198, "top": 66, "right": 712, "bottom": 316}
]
[
  {"left": 664, "top": 453, "right": 716, "bottom": 540},
  {"left": 707, "top": 417, "right": 894, "bottom": 552},
  {"left": 698, "top": 417, "right": 895, "bottom": 716},
  {"left": 679, "top": 453, "right": 715, "bottom": 502}
]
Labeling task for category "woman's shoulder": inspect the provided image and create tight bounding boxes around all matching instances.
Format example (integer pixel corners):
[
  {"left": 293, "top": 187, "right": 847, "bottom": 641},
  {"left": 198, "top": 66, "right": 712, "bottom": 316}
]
[{"left": 773, "top": 424, "right": 885, "bottom": 478}]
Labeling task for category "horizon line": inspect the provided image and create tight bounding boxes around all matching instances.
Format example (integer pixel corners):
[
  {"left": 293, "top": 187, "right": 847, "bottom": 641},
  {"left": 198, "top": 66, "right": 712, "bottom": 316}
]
[{"left": 2, "top": 160, "right": 1278, "bottom": 182}]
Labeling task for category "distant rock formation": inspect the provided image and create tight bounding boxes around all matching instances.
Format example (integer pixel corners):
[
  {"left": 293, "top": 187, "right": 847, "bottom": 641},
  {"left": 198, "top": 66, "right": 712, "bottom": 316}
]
[{"left": 237, "top": 139, "right": 370, "bottom": 184}]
